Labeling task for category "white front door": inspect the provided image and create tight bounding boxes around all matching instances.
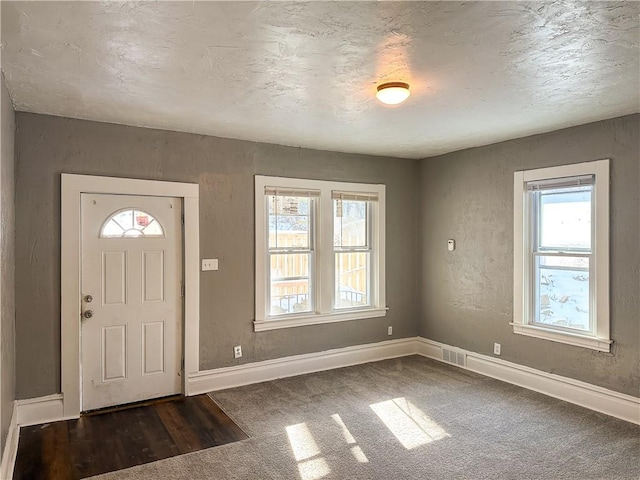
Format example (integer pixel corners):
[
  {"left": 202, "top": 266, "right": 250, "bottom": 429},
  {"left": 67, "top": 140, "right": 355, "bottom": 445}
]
[{"left": 80, "top": 193, "right": 183, "bottom": 411}]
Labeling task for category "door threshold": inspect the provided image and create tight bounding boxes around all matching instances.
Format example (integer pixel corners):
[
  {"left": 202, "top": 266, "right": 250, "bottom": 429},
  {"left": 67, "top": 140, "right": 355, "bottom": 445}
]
[{"left": 82, "top": 394, "right": 183, "bottom": 416}]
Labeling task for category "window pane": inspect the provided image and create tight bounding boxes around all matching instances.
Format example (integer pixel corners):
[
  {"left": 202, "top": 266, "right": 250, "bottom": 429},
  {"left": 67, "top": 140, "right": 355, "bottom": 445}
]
[
  {"left": 335, "top": 252, "right": 370, "bottom": 309},
  {"left": 334, "top": 200, "right": 367, "bottom": 248},
  {"left": 534, "top": 255, "right": 589, "bottom": 331},
  {"left": 101, "top": 209, "right": 164, "bottom": 238},
  {"left": 114, "top": 209, "right": 134, "bottom": 230},
  {"left": 102, "top": 219, "right": 124, "bottom": 237},
  {"left": 538, "top": 186, "right": 591, "bottom": 250},
  {"left": 142, "top": 219, "right": 164, "bottom": 236},
  {"left": 269, "top": 196, "right": 311, "bottom": 249},
  {"left": 270, "top": 253, "right": 312, "bottom": 315}
]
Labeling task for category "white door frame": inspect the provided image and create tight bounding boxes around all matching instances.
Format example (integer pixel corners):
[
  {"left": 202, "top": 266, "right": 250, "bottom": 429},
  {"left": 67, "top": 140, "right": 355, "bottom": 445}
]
[{"left": 61, "top": 174, "right": 200, "bottom": 418}]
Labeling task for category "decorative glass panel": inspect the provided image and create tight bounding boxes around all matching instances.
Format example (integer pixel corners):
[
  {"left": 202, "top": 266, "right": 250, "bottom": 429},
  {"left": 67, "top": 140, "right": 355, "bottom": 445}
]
[
  {"left": 270, "top": 253, "right": 311, "bottom": 315},
  {"left": 101, "top": 209, "right": 165, "bottom": 238},
  {"left": 335, "top": 252, "right": 370, "bottom": 309},
  {"left": 334, "top": 200, "right": 368, "bottom": 248},
  {"left": 269, "top": 196, "right": 311, "bottom": 250},
  {"left": 534, "top": 255, "right": 590, "bottom": 331}
]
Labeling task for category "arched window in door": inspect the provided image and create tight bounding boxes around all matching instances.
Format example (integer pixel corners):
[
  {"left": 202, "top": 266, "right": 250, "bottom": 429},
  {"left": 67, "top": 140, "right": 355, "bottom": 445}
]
[{"left": 100, "top": 209, "right": 165, "bottom": 238}]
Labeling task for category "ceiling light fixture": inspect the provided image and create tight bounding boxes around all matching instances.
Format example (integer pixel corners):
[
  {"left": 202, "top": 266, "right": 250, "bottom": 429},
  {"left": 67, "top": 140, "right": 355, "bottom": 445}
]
[{"left": 376, "top": 82, "right": 410, "bottom": 105}]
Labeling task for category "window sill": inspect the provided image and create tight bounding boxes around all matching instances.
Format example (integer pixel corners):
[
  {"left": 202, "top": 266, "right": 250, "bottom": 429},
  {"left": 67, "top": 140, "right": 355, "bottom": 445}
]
[
  {"left": 254, "top": 308, "right": 388, "bottom": 332},
  {"left": 510, "top": 323, "right": 612, "bottom": 352}
]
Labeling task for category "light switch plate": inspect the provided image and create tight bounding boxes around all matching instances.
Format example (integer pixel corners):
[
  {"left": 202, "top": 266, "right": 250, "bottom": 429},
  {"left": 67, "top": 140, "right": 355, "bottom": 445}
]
[{"left": 202, "top": 259, "right": 219, "bottom": 271}]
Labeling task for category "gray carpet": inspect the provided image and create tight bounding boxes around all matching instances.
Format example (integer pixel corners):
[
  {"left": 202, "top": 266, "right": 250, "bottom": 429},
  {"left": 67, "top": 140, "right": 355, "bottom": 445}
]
[{"left": 90, "top": 355, "right": 640, "bottom": 479}]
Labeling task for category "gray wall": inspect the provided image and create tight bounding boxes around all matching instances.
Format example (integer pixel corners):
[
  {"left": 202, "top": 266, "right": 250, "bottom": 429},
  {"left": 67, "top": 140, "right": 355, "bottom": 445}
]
[
  {"left": 1, "top": 74, "right": 16, "bottom": 453},
  {"left": 14, "top": 113, "right": 420, "bottom": 399},
  {"left": 418, "top": 114, "right": 639, "bottom": 397}
]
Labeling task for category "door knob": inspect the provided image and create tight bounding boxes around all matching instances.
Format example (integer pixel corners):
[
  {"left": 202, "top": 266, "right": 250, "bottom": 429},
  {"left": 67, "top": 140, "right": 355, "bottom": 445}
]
[
  {"left": 83, "top": 310, "right": 94, "bottom": 319},
  {"left": 84, "top": 295, "right": 93, "bottom": 303}
]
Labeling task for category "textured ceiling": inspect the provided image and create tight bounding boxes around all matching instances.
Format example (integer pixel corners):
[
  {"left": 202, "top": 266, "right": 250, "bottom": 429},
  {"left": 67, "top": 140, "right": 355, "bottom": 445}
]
[{"left": 2, "top": 1, "right": 639, "bottom": 159}]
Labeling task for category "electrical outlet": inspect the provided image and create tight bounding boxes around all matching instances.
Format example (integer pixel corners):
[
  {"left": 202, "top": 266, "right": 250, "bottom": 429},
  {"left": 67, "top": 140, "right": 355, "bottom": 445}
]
[
  {"left": 387, "top": 326, "right": 393, "bottom": 336},
  {"left": 233, "top": 345, "right": 242, "bottom": 359},
  {"left": 447, "top": 239, "right": 456, "bottom": 251},
  {"left": 493, "top": 343, "right": 501, "bottom": 355}
]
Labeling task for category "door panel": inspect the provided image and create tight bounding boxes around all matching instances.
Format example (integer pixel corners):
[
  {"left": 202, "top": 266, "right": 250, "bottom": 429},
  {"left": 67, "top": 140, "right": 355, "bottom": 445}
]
[
  {"left": 142, "top": 321, "right": 165, "bottom": 375},
  {"left": 102, "top": 325, "right": 127, "bottom": 381},
  {"left": 81, "top": 194, "right": 182, "bottom": 411},
  {"left": 142, "top": 251, "right": 165, "bottom": 303},
  {"left": 102, "top": 251, "right": 127, "bottom": 306}
]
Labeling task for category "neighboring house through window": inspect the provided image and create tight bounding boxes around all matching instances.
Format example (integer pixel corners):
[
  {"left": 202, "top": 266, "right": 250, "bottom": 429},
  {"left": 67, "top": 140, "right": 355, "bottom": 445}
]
[
  {"left": 512, "top": 159, "right": 611, "bottom": 351},
  {"left": 254, "top": 176, "right": 386, "bottom": 331}
]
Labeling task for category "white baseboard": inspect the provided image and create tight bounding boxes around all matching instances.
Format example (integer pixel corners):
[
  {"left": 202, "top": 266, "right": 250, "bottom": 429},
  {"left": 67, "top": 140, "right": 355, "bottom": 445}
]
[
  {"left": 16, "top": 393, "right": 66, "bottom": 427},
  {"left": 12, "top": 336, "right": 639, "bottom": 432},
  {"left": 188, "top": 337, "right": 417, "bottom": 395},
  {"left": 415, "top": 337, "right": 640, "bottom": 425},
  {"left": 0, "top": 401, "right": 18, "bottom": 480}
]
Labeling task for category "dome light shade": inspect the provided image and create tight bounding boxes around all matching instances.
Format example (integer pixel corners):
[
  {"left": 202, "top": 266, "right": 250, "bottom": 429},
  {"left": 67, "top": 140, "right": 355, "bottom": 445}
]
[{"left": 376, "top": 82, "right": 410, "bottom": 105}]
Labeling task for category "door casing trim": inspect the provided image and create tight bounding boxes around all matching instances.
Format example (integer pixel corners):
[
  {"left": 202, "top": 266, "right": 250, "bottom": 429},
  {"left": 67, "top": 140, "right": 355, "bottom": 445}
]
[{"left": 61, "top": 174, "right": 200, "bottom": 417}]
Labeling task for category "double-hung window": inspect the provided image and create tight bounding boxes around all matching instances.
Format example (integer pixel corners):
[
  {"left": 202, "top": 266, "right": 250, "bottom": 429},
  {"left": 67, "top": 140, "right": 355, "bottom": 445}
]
[
  {"left": 266, "top": 188, "right": 318, "bottom": 316},
  {"left": 513, "top": 160, "right": 611, "bottom": 351},
  {"left": 255, "top": 176, "right": 386, "bottom": 331},
  {"left": 333, "top": 192, "right": 374, "bottom": 309}
]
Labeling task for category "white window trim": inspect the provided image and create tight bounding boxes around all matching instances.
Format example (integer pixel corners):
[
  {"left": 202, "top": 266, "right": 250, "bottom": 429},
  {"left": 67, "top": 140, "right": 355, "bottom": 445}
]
[
  {"left": 512, "top": 159, "right": 611, "bottom": 352},
  {"left": 255, "top": 175, "right": 386, "bottom": 331}
]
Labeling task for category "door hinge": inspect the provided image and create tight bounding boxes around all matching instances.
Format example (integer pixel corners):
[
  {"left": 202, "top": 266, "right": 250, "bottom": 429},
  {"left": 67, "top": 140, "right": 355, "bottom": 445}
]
[
  {"left": 181, "top": 214, "right": 185, "bottom": 225},
  {"left": 181, "top": 284, "right": 185, "bottom": 297}
]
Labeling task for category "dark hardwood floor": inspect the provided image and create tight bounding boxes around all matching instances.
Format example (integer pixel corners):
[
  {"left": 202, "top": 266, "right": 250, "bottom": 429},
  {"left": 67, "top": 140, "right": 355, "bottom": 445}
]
[{"left": 13, "top": 394, "right": 249, "bottom": 479}]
